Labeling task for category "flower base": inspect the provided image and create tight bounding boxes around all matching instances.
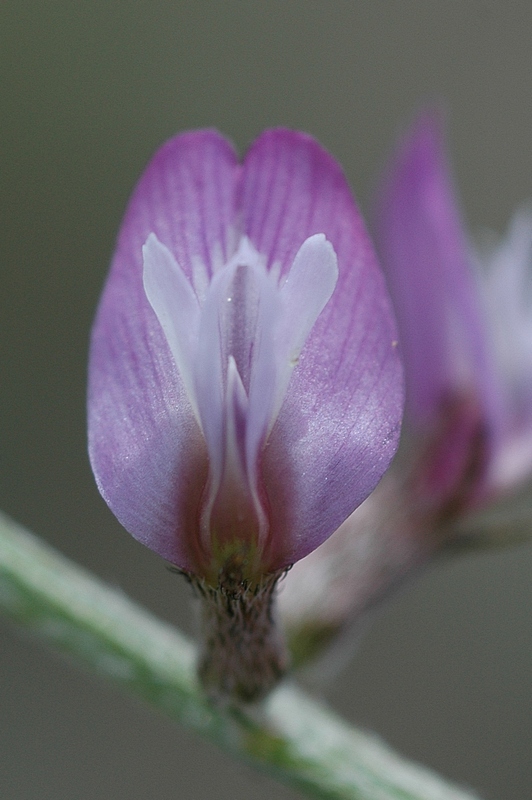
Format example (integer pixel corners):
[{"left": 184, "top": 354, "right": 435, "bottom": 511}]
[{"left": 191, "top": 564, "right": 288, "bottom": 703}]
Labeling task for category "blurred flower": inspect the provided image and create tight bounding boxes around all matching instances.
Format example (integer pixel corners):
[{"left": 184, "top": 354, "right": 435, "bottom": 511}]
[
  {"left": 88, "top": 128, "right": 403, "bottom": 698},
  {"left": 479, "top": 203, "right": 532, "bottom": 493},
  {"left": 280, "top": 113, "right": 532, "bottom": 668}
]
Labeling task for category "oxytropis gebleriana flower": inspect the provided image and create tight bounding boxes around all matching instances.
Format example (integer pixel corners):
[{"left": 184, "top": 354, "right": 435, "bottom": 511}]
[
  {"left": 88, "top": 129, "right": 404, "bottom": 699},
  {"left": 280, "top": 113, "right": 532, "bottom": 669}
]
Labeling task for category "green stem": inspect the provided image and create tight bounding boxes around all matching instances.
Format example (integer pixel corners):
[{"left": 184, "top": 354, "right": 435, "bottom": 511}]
[{"left": 0, "top": 510, "right": 480, "bottom": 800}]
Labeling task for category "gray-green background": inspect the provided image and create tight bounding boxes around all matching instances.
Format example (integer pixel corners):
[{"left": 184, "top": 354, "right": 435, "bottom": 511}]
[{"left": 1, "top": 2, "right": 531, "bottom": 798}]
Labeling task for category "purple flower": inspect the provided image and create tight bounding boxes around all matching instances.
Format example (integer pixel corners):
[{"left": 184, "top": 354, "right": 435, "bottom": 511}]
[
  {"left": 375, "top": 111, "right": 532, "bottom": 514},
  {"left": 88, "top": 129, "right": 403, "bottom": 586},
  {"left": 279, "top": 113, "right": 532, "bottom": 665}
]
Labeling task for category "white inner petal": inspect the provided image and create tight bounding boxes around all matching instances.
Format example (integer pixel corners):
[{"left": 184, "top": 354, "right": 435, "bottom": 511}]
[
  {"left": 142, "top": 234, "right": 201, "bottom": 421},
  {"left": 274, "top": 233, "right": 339, "bottom": 424},
  {"left": 143, "top": 231, "right": 338, "bottom": 544}
]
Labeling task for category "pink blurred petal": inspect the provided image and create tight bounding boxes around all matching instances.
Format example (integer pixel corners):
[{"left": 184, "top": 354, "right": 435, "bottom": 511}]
[{"left": 373, "top": 113, "right": 498, "bottom": 432}]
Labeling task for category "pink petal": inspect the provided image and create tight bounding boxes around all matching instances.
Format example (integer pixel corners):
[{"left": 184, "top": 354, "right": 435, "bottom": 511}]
[
  {"left": 373, "top": 112, "right": 498, "bottom": 431},
  {"left": 88, "top": 131, "right": 238, "bottom": 571},
  {"left": 240, "top": 130, "right": 404, "bottom": 567}
]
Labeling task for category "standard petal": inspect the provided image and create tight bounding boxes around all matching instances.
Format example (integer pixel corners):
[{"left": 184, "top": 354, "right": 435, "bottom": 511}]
[
  {"left": 88, "top": 131, "right": 239, "bottom": 570},
  {"left": 373, "top": 112, "right": 498, "bottom": 430},
  {"left": 241, "top": 129, "right": 405, "bottom": 567}
]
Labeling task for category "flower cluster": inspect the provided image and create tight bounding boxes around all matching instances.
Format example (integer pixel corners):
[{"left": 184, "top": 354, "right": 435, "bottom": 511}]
[{"left": 89, "top": 116, "right": 532, "bottom": 695}]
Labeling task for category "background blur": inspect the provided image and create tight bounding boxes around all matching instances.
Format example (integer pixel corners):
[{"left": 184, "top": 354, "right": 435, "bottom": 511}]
[{"left": 1, "top": 2, "right": 531, "bottom": 798}]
